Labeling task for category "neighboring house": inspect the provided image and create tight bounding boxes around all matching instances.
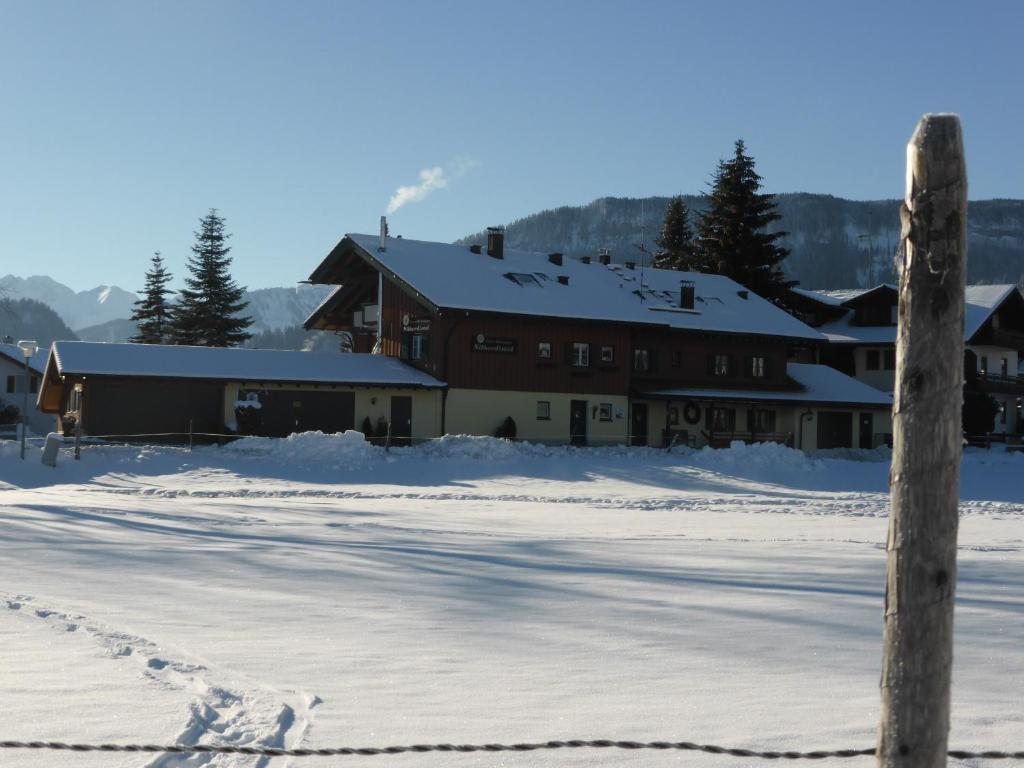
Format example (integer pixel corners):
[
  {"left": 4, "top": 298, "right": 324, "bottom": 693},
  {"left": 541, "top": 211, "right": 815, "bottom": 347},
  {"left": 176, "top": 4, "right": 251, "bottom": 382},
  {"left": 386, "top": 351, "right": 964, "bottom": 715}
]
[
  {"left": 303, "top": 225, "right": 892, "bottom": 449},
  {"left": 36, "top": 342, "right": 446, "bottom": 443},
  {"left": 788, "top": 283, "right": 1024, "bottom": 434},
  {"left": 0, "top": 342, "right": 49, "bottom": 435}
]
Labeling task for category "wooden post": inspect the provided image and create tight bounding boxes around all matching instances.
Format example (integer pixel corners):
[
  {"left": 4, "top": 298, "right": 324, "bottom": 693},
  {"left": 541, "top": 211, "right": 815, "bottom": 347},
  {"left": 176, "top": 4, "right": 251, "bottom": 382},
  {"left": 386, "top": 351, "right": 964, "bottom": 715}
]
[{"left": 878, "top": 114, "right": 967, "bottom": 768}]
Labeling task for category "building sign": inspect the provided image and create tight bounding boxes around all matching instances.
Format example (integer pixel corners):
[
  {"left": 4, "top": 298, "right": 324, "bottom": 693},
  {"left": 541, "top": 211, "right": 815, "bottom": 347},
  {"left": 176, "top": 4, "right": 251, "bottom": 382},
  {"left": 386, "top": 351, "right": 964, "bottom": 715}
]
[
  {"left": 402, "top": 313, "right": 431, "bottom": 333},
  {"left": 472, "top": 333, "right": 517, "bottom": 354}
]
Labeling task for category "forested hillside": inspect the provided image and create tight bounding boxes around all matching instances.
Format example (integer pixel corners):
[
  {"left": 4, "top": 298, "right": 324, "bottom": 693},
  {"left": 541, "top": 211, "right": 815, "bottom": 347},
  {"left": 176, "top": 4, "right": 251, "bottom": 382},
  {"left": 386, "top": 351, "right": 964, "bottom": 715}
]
[{"left": 460, "top": 194, "right": 1024, "bottom": 289}]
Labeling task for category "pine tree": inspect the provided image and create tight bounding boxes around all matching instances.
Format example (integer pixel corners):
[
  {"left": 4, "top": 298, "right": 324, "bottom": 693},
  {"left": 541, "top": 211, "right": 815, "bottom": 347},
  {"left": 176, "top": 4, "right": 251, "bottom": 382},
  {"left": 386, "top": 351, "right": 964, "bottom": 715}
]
[
  {"left": 169, "top": 209, "right": 253, "bottom": 347},
  {"left": 129, "top": 252, "right": 174, "bottom": 344},
  {"left": 654, "top": 196, "right": 699, "bottom": 270},
  {"left": 696, "top": 140, "right": 795, "bottom": 302}
]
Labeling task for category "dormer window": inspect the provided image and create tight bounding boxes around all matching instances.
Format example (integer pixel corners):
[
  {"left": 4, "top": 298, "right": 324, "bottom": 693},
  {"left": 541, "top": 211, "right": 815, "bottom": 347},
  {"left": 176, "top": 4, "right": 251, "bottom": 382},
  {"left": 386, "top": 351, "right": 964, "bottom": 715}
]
[{"left": 504, "top": 272, "right": 543, "bottom": 287}]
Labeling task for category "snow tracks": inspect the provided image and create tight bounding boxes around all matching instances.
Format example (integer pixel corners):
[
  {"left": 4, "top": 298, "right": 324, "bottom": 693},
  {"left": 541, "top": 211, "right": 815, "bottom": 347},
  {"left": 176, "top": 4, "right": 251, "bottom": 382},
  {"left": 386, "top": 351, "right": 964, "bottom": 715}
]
[{"left": 2, "top": 593, "right": 319, "bottom": 767}]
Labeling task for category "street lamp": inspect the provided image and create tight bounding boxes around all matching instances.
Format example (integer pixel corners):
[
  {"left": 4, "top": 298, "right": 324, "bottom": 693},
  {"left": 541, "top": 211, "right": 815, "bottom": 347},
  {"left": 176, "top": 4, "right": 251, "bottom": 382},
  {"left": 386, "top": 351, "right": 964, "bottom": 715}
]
[{"left": 17, "top": 340, "right": 38, "bottom": 460}]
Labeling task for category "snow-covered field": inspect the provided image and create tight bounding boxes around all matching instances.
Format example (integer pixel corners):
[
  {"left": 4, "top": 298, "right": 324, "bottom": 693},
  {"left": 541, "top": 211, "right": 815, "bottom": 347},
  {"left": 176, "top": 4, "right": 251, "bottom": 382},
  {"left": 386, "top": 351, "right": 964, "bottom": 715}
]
[{"left": 2, "top": 434, "right": 1023, "bottom": 768}]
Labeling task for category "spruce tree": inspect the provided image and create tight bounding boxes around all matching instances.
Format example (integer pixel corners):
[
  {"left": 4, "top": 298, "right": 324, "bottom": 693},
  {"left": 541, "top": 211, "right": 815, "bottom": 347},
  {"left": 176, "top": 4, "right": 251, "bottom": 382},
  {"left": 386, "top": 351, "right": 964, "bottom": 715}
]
[
  {"left": 654, "top": 195, "right": 699, "bottom": 270},
  {"left": 129, "top": 252, "right": 174, "bottom": 344},
  {"left": 169, "top": 209, "right": 253, "bottom": 347},
  {"left": 695, "top": 140, "right": 795, "bottom": 302}
]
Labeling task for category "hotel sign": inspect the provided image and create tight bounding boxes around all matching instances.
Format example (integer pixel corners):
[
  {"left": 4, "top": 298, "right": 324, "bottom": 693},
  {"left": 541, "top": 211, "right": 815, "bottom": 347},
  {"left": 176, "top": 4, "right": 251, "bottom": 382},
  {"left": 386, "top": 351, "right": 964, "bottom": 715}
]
[
  {"left": 402, "top": 313, "right": 431, "bottom": 333},
  {"left": 472, "top": 333, "right": 517, "bottom": 354}
]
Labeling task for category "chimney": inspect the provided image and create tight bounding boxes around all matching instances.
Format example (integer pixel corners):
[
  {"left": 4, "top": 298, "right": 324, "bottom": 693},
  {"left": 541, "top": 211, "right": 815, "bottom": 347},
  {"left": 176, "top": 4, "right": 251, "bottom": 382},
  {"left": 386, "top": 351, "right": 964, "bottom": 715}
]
[
  {"left": 469, "top": 244, "right": 482, "bottom": 254},
  {"left": 557, "top": 275, "right": 569, "bottom": 285},
  {"left": 598, "top": 248, "right": 611, "bottom": 265},
  {"left": 548, "top": 252, "right": 563, "bottom": 266},
  {"left": 379, "top": 215, "right": 388, "bottom": 251},
  {"left": 580, "top": 255, "right": 591, "bottom": 264},
  {"left": 737, "top": 290, "right": 749, "bottom": 300},
  {"left": 625, "top": 261, "right": 636, "bottom": 270},
  {"left": 486, "top": 226, "right": 504, "bottom": 259},
  {"left": 680, "top": 280, "right": 695, "bottom": 309}
]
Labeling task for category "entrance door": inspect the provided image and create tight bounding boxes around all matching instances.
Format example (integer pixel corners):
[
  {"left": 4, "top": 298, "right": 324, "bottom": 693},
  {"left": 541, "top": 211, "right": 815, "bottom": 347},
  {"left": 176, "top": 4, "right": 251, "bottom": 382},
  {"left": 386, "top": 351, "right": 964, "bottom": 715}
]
[
  {"left": 858, "top": 413, "right": 874, "bottom": 449},
  {"left": 569, "top": 400, "right": 587, "bottom": 446},
  {"left": 631, "top": 403, "right": 648, "bottom": 446},
  {"left": 259, "top": 390, "right": 355, "bottom": 437},
  {"left": 817, "top": 411, "right": 853, "bottom": 449},
  {"left": 390, "top": 395, "right": 412, "bottom": 447}
]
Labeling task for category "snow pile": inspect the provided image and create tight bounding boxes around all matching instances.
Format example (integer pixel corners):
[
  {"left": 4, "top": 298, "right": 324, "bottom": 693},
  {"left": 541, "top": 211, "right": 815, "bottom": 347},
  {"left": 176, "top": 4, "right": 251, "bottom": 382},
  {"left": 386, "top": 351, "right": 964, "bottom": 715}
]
[
  {"left": 223, "top": 429, "right": 383, "bottom": 470},
  {"left": 690, "top": 439, "right": 827, "bottom": 473}
]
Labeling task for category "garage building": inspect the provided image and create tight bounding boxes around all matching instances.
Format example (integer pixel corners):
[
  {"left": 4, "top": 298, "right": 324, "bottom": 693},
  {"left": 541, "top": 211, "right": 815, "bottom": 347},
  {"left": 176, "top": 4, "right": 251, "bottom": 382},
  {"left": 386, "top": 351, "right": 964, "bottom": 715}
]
[{"left": 36, "top": 341, "right": 445, "bottom": 443}]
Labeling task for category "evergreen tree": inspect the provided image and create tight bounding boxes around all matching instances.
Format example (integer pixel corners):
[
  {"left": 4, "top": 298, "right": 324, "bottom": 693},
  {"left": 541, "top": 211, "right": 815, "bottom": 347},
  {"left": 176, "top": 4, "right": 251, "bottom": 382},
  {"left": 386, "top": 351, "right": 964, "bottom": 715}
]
[
  {"left": 696, "top": 140, "right": 796, "bottom": 302},
  {"left": 654, "top": 196, "right": 699, "bottom": 270},
  {"left": 169, "top": 209, "right": 253, "bottom": 347},
  {"left": 129, "top": 252, "right": 174, "bottom": 344}
]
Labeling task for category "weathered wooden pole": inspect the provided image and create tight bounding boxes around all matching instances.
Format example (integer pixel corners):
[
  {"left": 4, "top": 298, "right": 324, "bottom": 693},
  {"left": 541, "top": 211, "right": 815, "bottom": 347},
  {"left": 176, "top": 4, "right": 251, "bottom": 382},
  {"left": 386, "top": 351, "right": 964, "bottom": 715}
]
[{"left": 878, "top": 114, "right": 967, "bottom": 768}]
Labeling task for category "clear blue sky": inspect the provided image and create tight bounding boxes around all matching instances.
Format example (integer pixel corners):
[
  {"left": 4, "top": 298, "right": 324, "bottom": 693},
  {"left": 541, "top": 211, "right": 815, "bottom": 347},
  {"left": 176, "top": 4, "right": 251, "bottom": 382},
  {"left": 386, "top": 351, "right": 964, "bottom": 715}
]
[{"left": 1, "top": 0, "right": 1020, "bottom": 290}]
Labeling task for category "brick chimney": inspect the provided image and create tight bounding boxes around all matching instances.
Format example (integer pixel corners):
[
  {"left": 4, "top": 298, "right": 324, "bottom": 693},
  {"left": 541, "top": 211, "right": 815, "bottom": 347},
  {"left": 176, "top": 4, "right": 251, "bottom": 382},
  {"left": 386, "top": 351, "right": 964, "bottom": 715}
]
[{"left": 486, "top": 226, "right": 504, "bottom": 259}]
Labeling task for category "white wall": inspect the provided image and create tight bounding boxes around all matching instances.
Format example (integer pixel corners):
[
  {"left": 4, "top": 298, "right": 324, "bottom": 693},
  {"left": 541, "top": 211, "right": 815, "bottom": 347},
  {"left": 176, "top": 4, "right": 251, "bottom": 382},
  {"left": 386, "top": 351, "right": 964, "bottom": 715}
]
[{"left": 0, "top": 356, "right": 50, "bottom": 435}]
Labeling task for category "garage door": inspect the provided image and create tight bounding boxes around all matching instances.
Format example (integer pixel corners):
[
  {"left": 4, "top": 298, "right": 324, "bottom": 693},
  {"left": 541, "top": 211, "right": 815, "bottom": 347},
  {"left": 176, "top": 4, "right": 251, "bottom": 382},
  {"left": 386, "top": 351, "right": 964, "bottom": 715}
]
[
  {"left": 258, "top": 390, "right": 355, "bottom": 437},
  {"left": 817, "top": 411, "right": 854, "bottom": 449},
  {"left": 87, "top": 379, "right": 223, "bottom": 438}
]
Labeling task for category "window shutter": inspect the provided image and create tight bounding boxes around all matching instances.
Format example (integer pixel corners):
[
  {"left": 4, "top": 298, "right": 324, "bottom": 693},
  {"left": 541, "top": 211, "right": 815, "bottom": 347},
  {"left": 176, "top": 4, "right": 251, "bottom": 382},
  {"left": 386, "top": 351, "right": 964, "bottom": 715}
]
[
  {"left": 648, "top": 349, "right": 658, "bottom": 372},
  {"left": 587, "top": 344, "right": 594, "bottom": 367},
  {"left": 421, "top": 335, "right": 431, "bottom": 360},
  {"left": 763, "top": 357, "right": 773, "bottom": 378},
  {"left": 706, "top": 355, "right": 715, "bottom": 375},
  {"left": 5, "top": 375, "right": 13, "bottom": 393},
  {"left": 565, "top": 342, "right": 573, "bottom": 364}
]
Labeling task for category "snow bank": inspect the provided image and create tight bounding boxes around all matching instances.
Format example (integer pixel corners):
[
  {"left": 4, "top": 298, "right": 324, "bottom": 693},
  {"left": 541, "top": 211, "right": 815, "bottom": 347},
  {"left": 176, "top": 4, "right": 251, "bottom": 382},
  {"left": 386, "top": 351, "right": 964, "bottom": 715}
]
[{"left": 222, "top": 429, "right": 382, "bottom": 471}]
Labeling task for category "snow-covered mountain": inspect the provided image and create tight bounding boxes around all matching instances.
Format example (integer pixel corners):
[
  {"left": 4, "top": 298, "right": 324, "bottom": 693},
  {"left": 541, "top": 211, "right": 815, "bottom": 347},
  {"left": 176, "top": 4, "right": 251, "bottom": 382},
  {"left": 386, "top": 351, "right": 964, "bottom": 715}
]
[
  {"left": 0, "top": 275, "right": 138, "bottom": 331},
  {"left": 243, "top": 284, "right": 333, "bottom": 333},
  {"left": 2, "top": 275, "right": 333, "bottom": 340}
]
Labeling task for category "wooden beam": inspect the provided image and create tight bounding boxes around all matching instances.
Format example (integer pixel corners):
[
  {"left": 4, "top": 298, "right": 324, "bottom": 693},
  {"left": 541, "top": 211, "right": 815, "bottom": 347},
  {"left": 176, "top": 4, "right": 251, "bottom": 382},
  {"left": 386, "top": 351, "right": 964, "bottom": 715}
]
[{"left": 878, "top": 114, "right": 967, "bottom": 768}]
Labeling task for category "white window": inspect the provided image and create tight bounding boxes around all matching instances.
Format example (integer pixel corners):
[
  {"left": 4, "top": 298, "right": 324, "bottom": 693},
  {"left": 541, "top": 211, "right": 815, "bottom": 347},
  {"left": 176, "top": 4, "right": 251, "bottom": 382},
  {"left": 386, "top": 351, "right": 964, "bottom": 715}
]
[
  {"left": 598, "top": 403, "right": 613, "bottom": 421},
  {"left": 411, "top": 334, "right": 428, "bottom": 361},
  {"left": 713, "top": 354, "right": 730, "bottom": 376},
  {"left": 601, "top": 346, "right": 614, "bottom": 363},
  {"left": 572, "top": 342, "right": 589, "bottom": 367},
  {"left": 537, "top": 342, "right": 552, "bottom": 359},
  {"left": 537, "top": 401, "right": 551, "bottom": 420},
  {"left": 750, "top": 356, "right": 766, "bottom": 378}
]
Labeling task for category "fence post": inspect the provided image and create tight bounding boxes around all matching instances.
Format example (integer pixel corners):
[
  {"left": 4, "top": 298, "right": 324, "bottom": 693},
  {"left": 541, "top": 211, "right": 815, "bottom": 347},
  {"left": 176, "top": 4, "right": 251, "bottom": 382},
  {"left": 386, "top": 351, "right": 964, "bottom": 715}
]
[{"left": 878, "top": 114, "right": 967, "bottom": 768}]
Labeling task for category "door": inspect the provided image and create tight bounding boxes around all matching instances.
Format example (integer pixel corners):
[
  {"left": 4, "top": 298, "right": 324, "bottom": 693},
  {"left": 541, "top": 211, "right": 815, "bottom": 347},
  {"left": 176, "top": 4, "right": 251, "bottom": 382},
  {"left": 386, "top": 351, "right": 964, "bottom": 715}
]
[
  {"left": 817, "top": 411, "right": 854, "bottom": 449},
  {"left": 390, "top": 395, "right": 412, "bottom": 447},
  {"left": 858, "top": 413, "right": 874, "bottom": 449},
  {"left": 569, "top": 400, "right": 587, "bottom": 446},
  {"left": 630, "top": 403, "right": 648, "bottom": 446}
]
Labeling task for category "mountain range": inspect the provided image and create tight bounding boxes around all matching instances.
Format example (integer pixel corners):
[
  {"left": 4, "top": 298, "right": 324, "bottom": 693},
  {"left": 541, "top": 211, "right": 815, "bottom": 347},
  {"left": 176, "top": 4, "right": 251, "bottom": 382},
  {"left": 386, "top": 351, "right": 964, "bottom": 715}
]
[
  {"left": 0, "top": 275, "right": 333, "bottom": 342},
  {"left": 459, "top": 193, "right": 1024, "bottom": 289}
]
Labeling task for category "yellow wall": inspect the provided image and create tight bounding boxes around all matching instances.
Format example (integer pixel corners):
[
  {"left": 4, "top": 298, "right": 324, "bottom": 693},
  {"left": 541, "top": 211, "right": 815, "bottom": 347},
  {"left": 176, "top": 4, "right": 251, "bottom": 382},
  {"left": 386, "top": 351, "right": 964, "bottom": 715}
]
[
  {"left": 444, "top": 388, "right": 630, "bottom": 444},
  {"left": 223, "top": 382, "right": 443, "bottom": 442}
]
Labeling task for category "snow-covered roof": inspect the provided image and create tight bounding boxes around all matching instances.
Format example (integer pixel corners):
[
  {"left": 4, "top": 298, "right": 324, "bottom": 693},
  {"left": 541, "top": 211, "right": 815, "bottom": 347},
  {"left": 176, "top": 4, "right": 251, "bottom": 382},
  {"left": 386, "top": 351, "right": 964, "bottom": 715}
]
[
  {"left": 643, "top": 362, "right": 893, "bottom": 408},
  {"left": 48, "top": 342, "right": 446, "bottom": 388},
  {"left": 802, "top": 284, "right": 1023, "bottom": 346},
  {"left": 0, "top": 343, "right": 46, "bottom": 374},
  {"left": 330, "top": 234, "right": 823, "bottom": 341}
]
